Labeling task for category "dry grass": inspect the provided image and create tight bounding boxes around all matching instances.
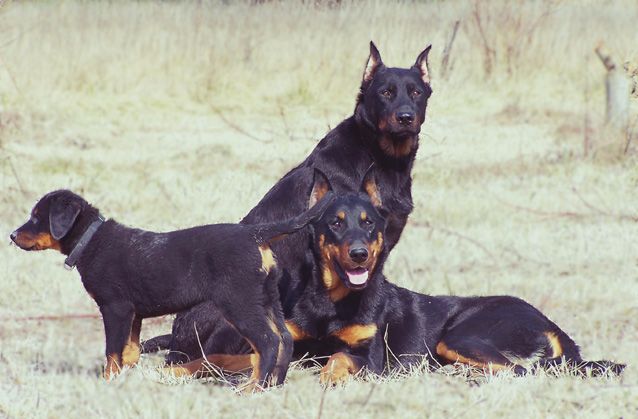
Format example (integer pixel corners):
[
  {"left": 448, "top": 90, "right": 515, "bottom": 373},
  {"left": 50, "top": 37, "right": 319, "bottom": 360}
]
[{"left": 1, "top": 1, "right": 637, "bottom": 418}]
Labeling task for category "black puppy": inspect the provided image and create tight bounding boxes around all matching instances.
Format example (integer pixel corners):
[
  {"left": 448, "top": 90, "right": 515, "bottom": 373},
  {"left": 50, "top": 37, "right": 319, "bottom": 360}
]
[
  {"left": 144, "top": 41, "right": 434, "bottom": 364},
  {"left": 10, "top": 189, "right": 333, "bottom": 390},
  {"left": 157, "top": 171, "right": 625, "bottom": 382}
]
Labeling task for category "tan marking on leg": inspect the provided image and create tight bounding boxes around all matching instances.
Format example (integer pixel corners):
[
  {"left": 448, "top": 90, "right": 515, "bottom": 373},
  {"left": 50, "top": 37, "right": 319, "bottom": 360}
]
[
  {"left": 258, "top": 244, "right": 276, "bottom": 274},
  {"left": 320, "top": 352, "right": 360, "bottom": 385},
  {"left": 163, "top": 354, "right": 256, "bottom": 378},
  {"left": 436, "top": 341, "right": 510, "bottom": 371},
  {"left": 121, "top": 316, "right": 142, "bottom": 367},
  {"left": 332, "top": 324, "right": 377, "bottom": 347},
  {"left": 104, "top": 353, "right": 121, "bottom": 380},
  {"left": 285, "top": 320, "right": 310, "bottom": 341},
  {"left": 544, "top": 331, "right": 563, "bottom": 358}
]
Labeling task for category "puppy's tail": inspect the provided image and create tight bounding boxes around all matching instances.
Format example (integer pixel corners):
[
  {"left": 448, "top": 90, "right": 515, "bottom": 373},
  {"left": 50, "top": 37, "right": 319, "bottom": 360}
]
[
  {"left": 140, "top": 334, "right": 172, "bottom": 354},
  {"left": 252, "top": 192, "right": 335, "bottom": 244}
]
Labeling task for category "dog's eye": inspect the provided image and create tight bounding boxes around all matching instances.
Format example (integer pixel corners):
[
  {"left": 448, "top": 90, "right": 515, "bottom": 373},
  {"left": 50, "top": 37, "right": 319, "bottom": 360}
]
[
  {"left": 410, "top": 89, "right": 421, "bottom": 98},
  {"left": 381, "top": 89, "right": 392, "bottom": 98},
  {"left": 330, "top": 219, "right": 343, "bottom": 229},
  {"left": 363, "top": 219, "right": 373, "bottom": 226},
  {"left": 30, "top": 216, "right": 39, "bottom": 225}
]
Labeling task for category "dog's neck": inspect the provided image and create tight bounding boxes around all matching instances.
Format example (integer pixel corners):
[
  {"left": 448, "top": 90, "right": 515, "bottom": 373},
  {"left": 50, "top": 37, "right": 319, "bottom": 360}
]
[
  {"left": 59, "top": 208, "right": 105, "bottom": 266},
  {"left": 352, "top": 110, "right": 418, "bottom": 170}
]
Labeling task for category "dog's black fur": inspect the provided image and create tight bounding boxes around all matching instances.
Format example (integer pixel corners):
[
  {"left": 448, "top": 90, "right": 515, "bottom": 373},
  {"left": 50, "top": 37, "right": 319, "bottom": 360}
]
[
  {"left": 151, "top": 172, "right": 625, "bottom": 382},
  {"left": 142, "top": 41, "right": 434, "bottom": 363},
  {"left": 10, "top": 189, "right": 334, "bottom": 389}
]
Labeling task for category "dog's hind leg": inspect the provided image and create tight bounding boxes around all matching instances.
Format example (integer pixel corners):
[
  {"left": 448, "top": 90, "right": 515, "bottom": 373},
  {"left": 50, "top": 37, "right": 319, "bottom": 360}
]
[
  {"left": 263, "top": 270, "right": 293, "bottom": 386},
  {"left": 164, "top": 354, "right": 256, "bottom": 378},
  {"left": 100, "top": 302, "right": 136, "bottom": 380},
  {"left": 436, "top": 335, "right": 527, "bottom": 375},
  {"left": 222, "top": 311, "right": 280, "bottom": 392}
]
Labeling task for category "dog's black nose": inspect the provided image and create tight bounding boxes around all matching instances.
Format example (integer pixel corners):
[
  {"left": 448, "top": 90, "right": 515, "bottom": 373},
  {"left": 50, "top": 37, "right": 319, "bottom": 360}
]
[
  {"left": 349, "top": 247, "right": 368, "bottom": 263},
  {"left": 10, "top": 231, "right": 17, "bottom": 242},
  {"left": 396, "top": 112, "right": 415, "bottom": 126}
]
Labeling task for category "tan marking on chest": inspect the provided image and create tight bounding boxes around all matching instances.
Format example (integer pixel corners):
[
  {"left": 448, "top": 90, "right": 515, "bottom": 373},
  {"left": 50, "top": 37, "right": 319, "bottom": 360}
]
[
  {"left": 258, "top": 243, "right": 276, "bottom": 274},
  {"left": 332, "top": 324, "right": 378, "bottom": 347}
]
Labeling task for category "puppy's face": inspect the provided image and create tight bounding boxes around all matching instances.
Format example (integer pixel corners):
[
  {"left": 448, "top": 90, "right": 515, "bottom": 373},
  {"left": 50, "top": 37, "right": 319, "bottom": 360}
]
[
  {"left": 11, "top": 190, "right": 84, "bottom": 252},
  {"left": 314, "top": 194, "right": 386, "bottom": 291}
]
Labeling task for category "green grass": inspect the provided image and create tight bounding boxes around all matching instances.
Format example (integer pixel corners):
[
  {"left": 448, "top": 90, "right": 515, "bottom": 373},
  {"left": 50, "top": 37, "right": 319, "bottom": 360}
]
[{"left": 1, "top": 1, "right": 637, "bottom": 417}]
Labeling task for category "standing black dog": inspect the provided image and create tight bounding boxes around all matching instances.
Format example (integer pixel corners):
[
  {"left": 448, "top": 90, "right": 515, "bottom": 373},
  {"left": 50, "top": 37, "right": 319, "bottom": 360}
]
[
  {"left": 10, "top": 189, "right": 334, "bottom": 390},
  {"left": 142, "top": 41, "right": 434, "bottom": 363}
]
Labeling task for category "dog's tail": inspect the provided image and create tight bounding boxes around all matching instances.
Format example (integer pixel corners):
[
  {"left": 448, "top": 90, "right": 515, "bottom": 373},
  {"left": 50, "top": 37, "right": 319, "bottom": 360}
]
[
  {"left": 140, "top": 334, "right": 172, "bottom": 354},
  {"left": 252, "top": 192, "right": 335, "bottom": 244},
  {"left": 533, "top": 329, "right": 626, "bottom": 377},
  {"left": 539, "top": 357, "right": 626, "bottom": 377}
]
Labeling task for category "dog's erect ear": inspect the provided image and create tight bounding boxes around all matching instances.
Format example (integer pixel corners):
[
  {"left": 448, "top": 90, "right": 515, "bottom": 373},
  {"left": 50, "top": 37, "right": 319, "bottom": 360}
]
[
  {"left": 49, "top": 198, "right": 82, "bottom": 240},
  {"left": 362, "top": 41, "right": 384, "bottom": 83},
  {"left": 413, "top": 44, "right": 432, "bottom": 84},
  {"left": 309, "top": 168, "right": 333, "bottom": 209},
  {"left": 360, "top": 164, "right": 383, "bottom": 208}
]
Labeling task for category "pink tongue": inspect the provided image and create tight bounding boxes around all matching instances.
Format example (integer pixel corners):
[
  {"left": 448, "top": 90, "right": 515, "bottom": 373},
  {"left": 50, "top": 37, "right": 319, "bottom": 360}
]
[{"left": 347, "top": 269, "right": 369, "bottom": 285}]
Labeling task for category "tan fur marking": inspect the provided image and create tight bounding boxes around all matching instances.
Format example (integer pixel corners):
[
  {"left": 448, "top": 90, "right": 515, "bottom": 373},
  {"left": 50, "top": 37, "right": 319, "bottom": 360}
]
[
  {"left": 104, "top": 353, "right": 121, "bottom": 380},
  {"left": 379, "top": 135, "right": 415, "bottom": 158},
  {"left": 332, "top": 324, "right": 378, "bottom": 347},
  {"left": 337, "top": 211, "right": 345, "bottom": 220},
  {"left": 436, "top": 341, "right": 510, "bottom": 371},
  {"left": 309, "top": 181, "right": 329, "bottom": 209},
  {"left": 15, "top": 232, "right": 61, "bottom": 251},
  {"left": 258, "top": 243, "right": 276, "bottom": 274},
  {"left": 163, "top": 354, "right": 256, "bottom": 378},
  {"left": 363, "top": 177, "right": 383, "bottom": 208},
  {"left": 318, "top": 234, "right": 351, "bottom": 301},
  {"left": 285, "top": 320, "right": 310, "bottom": 341},
  {"left": 122, "top": 316, "right": 142, "bottom": 366},
  {"left": 320, "top": 352, "right": 361, "bottom": 385},
  {"left": 545, "top": 331, "right": 563, "bottom": 358},
  {"left": 369, "top": 232, "right": 384, "bottom": 258},
  {"left": 360, "top": 211, "right": 367, "bottom": 221}
]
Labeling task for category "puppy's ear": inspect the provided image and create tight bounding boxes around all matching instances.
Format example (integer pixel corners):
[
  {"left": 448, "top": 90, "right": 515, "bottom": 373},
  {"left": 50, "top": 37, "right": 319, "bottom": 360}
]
[
  {"left": 49, "top": 198, "right": 81, "bottom": 240},
  {"left": 362, "top": 41, "right": 384, "bottom": 83},
  {"left": 413, "top": 44, "right": 432, "bottom": 84},
  {"left": 360, "top": 164, "right": 383, "bottom": 208},
  {"left": 309, "top": 168, "right": 333, "bottom": 209}
]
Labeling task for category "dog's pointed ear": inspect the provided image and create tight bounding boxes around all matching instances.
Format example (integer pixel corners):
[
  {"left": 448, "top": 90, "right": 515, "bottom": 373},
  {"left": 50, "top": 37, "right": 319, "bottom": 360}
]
[
  {"left": 360, "top": 164, "right": 383, "bottom": 208},
  {"left": 49, "top": 198, "right": 82, "bottom": 240},
  {"left": 362, "top": 41, "right": 384, "bottom": 83},
  {"left": 413, "top": 44, "right": 432, "bottom": 84},
  {"left": 309, "top": 168, "right": 333, "bottom": 209}
]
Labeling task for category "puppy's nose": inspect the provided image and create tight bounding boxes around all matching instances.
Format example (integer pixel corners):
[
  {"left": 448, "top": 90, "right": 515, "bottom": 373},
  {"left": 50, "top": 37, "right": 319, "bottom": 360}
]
[
  {"left": 396, "top": 112, "right": 415, "bottom": 126},
  {"left": 10, "top": 231, "right": 17, "bottom": 242},
  {"left": 349, "top": 247, "right": 369, "bottom": 263}
]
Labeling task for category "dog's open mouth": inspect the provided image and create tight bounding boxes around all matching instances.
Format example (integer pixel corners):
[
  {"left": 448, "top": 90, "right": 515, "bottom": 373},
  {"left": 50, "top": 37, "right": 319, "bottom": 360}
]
[{"left": 345, "top": 267, "right": 369, "bottom": 286}]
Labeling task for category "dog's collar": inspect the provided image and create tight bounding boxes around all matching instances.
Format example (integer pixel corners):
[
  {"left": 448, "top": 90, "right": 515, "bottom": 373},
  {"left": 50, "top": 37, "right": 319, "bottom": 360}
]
[{"left": 64, "top": 215, "right": 106, "bottom": 270}]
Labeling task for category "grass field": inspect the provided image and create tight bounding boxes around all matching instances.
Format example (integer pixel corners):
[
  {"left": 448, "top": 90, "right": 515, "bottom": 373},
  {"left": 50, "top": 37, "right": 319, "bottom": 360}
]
[{"left": 1, "top": 0, "right": 637, "bottom": 417}]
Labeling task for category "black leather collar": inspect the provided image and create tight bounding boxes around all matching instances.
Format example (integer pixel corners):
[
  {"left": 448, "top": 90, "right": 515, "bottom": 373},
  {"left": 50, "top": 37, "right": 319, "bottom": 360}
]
[{"left": 64, "top": 215, "right": 105, "bottom": 270}]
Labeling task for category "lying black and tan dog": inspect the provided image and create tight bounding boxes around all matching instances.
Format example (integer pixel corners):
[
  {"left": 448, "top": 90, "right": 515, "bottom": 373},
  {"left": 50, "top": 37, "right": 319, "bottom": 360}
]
[
  {"left": 143, "top": 41, "right": 434, "bottom": 364},
  {"left": 10, "top": 189, "right": 333, "bottom": 390},
  {"left": 152, "top": 171, "right": 625, "bottom": 382}
]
